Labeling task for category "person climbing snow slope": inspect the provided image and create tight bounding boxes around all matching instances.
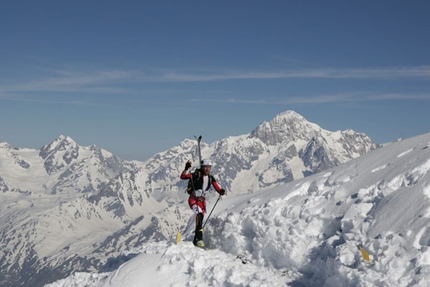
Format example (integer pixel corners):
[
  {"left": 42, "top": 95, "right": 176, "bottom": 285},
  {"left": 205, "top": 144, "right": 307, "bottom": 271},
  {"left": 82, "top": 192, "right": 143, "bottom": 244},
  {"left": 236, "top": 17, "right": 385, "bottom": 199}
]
[{"left": 180, "top": 159, "right": 225, "bottom": 247}]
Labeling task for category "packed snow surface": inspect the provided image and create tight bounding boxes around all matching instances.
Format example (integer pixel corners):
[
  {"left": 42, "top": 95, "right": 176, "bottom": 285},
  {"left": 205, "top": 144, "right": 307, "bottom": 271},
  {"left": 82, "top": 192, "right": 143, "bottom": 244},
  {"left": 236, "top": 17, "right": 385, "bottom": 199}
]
[{"left": 47, "top": 133, "right": 430, "bottom": 287}]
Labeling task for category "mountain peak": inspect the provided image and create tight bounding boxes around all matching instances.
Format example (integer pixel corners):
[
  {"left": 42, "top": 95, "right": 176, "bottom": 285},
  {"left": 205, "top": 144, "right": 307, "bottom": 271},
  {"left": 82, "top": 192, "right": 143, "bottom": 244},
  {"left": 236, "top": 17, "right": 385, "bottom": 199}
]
[
  {"left": 41, "top": 135, "right": 77, "bottom": 153},
  {"left": 55, "top": 134, "right": 76, "bottom": 145},
  {"left": 0, "top": 142, "right": 13, "bottom": 149},
  {"left": 248, "top": 110, "right": 319, "bottom": 145},
  {"left": 270, "top": 110, "right": 311, "bottom": 126},
  {"left": 39, "top": 135, "right": 80, "bottom": 171},
  {"left": 275, "top": 110, "right": 303, "bottom": 119}
]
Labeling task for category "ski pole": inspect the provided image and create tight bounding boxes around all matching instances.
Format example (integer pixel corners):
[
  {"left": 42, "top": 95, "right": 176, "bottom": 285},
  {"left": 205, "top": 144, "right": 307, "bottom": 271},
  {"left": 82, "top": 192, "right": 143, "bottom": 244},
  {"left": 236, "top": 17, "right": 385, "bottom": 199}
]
[{"left": 202, "top": 194, "right": 222, "bottom": 229}]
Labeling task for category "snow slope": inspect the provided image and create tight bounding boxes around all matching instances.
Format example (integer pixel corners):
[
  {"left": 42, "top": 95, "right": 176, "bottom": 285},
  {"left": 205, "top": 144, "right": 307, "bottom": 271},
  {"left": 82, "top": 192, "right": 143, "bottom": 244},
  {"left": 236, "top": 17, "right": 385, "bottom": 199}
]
[{"left": 47, "top": 133, "right": 430, "bottom": 287}]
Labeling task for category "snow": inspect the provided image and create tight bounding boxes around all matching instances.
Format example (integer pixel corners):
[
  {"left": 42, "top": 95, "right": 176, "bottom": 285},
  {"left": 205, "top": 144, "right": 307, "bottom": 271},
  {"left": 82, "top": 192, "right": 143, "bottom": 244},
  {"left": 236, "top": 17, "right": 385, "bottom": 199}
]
[{"left": 45, "top": 133, "right": 430, "bottom": 287}]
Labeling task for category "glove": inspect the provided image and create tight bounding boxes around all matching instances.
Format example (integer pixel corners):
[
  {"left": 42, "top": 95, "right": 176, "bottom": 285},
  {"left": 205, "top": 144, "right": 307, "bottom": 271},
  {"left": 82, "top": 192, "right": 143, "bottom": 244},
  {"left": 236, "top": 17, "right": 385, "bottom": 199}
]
[
  {"left": 219, "top": 189, "right": 226, "bottom": 195},
  {"left": 185, "top": 160, "right": 192, "bottom": 170}
]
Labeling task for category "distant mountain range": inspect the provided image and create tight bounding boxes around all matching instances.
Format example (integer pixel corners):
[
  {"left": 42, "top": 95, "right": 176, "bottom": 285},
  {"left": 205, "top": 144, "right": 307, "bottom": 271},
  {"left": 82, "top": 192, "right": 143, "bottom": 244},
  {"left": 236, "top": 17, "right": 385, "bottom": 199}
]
[{"left": 0, "top": 110, "right": 377, "bottom": 287}]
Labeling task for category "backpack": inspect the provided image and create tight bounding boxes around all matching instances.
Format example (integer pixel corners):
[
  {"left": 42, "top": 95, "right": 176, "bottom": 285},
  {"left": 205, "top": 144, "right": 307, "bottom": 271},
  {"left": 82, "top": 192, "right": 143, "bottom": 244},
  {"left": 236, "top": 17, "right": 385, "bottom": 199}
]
[{"left": 186, "top": 168, "right": 214, "bottom": 195}]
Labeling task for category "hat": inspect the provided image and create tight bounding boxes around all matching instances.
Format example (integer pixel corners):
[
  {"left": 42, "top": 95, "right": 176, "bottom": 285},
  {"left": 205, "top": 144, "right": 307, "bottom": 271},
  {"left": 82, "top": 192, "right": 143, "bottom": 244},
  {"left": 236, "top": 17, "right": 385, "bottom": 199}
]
[{"left": 201, "top": 159, "right": 212, "bottom": 166}]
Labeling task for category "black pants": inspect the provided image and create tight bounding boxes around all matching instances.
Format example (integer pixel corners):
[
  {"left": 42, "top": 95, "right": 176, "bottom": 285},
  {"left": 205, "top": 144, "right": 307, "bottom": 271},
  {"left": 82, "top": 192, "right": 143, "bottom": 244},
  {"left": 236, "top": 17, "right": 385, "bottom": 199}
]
[{"left": 193, "top": 213, "right": 204, "bottom": 245}]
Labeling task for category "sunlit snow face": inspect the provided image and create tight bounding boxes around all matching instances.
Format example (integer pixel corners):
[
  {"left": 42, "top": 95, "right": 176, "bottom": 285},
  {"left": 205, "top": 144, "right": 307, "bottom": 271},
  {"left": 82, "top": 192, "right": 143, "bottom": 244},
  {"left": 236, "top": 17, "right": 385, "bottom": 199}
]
[{"left": 201, "top": 165, "right": 211, "bottom": 175}]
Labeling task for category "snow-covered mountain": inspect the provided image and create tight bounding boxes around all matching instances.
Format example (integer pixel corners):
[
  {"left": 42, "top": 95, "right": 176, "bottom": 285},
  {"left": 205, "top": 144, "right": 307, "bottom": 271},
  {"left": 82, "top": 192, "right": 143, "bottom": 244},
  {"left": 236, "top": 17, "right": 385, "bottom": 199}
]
[
  {"left": 0, "top": 110, "right": 377, "bottom": 287},
  {"left": 47, "top": 132, "right": 430, "bottom": 287},
  {"left": 139, "top": 110, "right": 377, "bottom": 194},
  {"left": 0, "top": 135, "right": 138, "bottom": 287},
  {"left": 0, "top": 135, "right": 132, "bottom": 195}
]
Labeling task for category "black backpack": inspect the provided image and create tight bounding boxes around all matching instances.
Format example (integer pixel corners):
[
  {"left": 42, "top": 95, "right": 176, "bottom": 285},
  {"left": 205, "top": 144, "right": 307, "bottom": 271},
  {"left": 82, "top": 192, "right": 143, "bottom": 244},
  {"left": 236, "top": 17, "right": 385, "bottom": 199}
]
[{"left": 186, "top": 169, "right": 214, "bottom": 195}]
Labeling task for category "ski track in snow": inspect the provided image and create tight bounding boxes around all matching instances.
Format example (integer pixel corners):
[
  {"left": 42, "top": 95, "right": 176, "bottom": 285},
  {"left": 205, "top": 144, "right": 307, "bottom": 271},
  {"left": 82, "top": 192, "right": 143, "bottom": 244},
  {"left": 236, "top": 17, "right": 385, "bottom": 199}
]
[{"left": 47, "top": 133, "right": 430, "bottom": 287}]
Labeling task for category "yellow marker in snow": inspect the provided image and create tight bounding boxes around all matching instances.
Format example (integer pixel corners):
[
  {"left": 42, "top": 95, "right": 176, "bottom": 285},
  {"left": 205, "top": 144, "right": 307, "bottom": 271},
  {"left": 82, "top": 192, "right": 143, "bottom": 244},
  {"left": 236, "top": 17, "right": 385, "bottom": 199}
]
[
  {"left": 176, "top": 231, "right": 181, "bottom": 244},
  {"left": 360, "top": 246, "right": 370, "bottom": 262}
]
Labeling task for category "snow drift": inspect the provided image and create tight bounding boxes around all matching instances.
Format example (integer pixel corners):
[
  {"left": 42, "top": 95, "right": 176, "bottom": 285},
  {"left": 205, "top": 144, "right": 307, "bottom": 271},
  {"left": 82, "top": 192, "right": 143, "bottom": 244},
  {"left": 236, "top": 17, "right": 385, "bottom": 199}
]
[{"left": 47, "top": 133, "right": 430, "bottom": 287}]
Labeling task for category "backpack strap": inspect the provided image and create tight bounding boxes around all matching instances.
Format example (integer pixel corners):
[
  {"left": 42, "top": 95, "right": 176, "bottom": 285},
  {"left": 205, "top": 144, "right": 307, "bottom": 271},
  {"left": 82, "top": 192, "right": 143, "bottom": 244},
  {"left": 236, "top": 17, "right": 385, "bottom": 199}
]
[
  {"left": 205, "top": 175, "right": 214, "bottom": 191},
  {"left": 187, "top": 169, "right": 201, "bottom": 194}
]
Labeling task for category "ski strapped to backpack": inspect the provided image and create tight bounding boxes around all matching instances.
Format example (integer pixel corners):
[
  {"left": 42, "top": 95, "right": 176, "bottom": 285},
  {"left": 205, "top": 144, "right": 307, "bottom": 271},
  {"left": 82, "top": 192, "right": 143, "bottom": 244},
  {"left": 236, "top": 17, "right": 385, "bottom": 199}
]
[{"left": 196, "top": 135, "right": 202, "bottom": 167}]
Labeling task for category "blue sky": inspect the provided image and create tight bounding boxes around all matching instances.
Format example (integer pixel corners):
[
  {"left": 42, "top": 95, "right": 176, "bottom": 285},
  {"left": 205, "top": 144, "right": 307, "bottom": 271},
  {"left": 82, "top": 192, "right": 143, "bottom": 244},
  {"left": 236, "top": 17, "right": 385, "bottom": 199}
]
[{"left": 1, "top": 0, "right": 429, "bottom": 160}]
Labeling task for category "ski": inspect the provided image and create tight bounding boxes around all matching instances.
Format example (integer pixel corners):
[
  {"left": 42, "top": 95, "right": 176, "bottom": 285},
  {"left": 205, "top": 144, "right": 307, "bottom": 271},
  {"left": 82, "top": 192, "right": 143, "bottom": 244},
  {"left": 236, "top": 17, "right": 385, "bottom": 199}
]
[{"left": 196, "top": 135, "right": 202, "bottom": 167}]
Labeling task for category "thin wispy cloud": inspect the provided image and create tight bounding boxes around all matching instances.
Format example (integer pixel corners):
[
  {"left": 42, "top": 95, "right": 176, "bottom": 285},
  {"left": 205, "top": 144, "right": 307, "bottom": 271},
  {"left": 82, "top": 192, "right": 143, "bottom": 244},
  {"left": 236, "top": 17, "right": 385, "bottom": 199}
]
[
  {"left": 283, "top": 93, "right": 430, "bottom": 104},
  {"left": 0, "top": 93, "right": 148, "bottom": 109},
  {"left": 189, "top": 93, "right": 430, "bottom": 105},
  {"left": 3, "top": 92, "right": 426, "bottom": 107},
  {"left": 0, "top": 66, "right": 138, "bottom": 93},
  {"left": 159, "top": 66, "right": 430, "bottom": 82},
  {"left": 0, "top": 94, "right": 92, "bottom": 106},
  {"left": 1, "top": 64, "right": 430, "bottom": 96}
]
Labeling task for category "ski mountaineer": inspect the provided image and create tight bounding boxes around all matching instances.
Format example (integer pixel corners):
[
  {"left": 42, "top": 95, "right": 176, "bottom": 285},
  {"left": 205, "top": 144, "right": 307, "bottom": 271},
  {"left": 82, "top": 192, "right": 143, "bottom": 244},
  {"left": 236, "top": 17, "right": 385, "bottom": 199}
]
[{"left": 180, "top": 159, "right": 225, "bottom": 247}]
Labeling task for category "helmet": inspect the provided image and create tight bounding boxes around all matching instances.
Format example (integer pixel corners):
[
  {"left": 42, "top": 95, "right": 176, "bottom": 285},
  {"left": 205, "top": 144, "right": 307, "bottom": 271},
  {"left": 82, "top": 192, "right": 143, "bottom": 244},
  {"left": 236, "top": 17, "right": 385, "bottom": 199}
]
[{"left": 201, "top": 159, "right": 212, "bottom": 166}]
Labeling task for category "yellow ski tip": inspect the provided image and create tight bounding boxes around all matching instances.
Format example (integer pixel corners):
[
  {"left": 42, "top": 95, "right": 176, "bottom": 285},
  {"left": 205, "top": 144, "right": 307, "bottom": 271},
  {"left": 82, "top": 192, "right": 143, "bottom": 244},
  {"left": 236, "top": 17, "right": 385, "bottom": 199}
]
[
  {"left": 176, "top": 232, "right": 181, "bottom": 244},
  {"left": 360, "top": 246, "right": 370, "bottom": 262}
]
